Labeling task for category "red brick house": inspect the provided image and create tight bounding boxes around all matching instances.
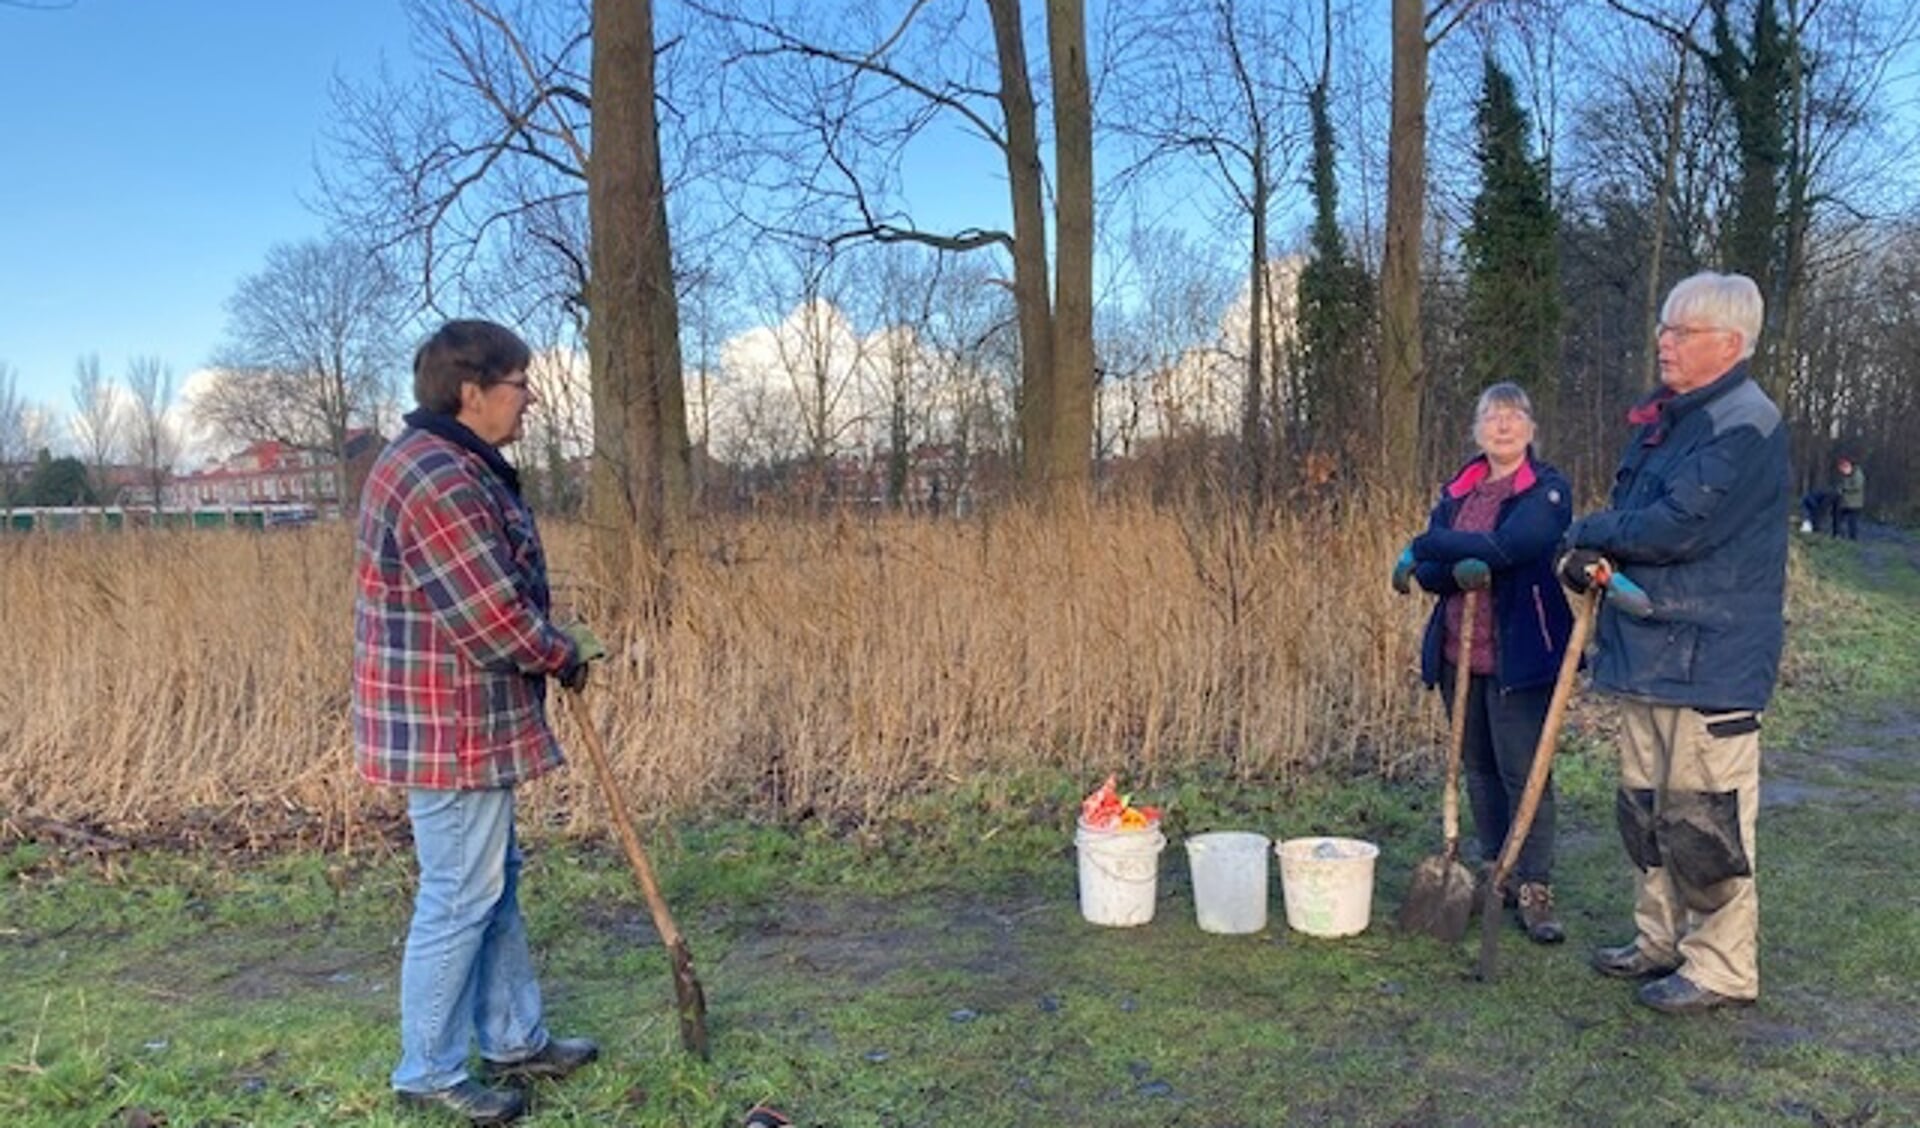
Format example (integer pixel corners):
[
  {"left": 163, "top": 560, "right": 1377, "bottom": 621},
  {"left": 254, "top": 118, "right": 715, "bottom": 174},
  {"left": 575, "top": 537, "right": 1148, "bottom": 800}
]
[{"left": 165, "top": 431, "right": 381, "bottom": 516}]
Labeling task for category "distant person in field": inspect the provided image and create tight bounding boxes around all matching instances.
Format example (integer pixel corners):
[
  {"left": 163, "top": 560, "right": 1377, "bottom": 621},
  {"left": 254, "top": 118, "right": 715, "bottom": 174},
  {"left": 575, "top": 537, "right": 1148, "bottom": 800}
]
[
  {"left": 352, "top": 319, "right": 605, "bottom": 1125},
  {"left": 1832, "top": 455, "right": 1865, "bottom": 540},
  {"left": 1560, "top": 271, "right": 1788, "bottom": 1015},
  {"left": 1401, "top": 382, "right": 1575, "bottom": 944}
]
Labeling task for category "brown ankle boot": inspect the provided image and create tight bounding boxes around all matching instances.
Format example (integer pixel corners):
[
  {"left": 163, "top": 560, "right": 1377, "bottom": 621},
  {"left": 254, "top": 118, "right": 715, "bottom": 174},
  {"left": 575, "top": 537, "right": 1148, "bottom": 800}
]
[{"left": 1516, "top": 881, "right": 1565, "bottom": 944}]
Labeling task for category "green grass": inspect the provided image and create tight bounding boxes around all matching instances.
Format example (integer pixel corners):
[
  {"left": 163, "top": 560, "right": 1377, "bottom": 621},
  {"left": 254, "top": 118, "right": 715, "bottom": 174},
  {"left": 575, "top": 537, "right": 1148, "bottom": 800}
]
[{"left": 5, "top": 536, "right": 1920, "bottom": 1126}]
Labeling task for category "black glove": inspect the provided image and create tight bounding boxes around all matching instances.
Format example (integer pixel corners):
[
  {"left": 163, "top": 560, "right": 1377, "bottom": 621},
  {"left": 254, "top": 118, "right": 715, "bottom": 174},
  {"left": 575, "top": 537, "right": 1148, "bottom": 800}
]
[
  {"left": 1452, "top": 558, "right": 1491, "bottom": 590},
  {"left": 1557, "top": 548, "right": 1606, "bottom": 593},
  {"left": 558, "top": 661, "right": 591, "bottom": 693}
]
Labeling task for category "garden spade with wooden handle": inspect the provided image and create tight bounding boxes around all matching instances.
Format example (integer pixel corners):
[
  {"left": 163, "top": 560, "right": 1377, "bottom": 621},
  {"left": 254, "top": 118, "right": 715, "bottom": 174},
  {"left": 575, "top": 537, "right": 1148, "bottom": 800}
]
[
  {"left": 564, "top": 690, "right": 711, "bottom": 1060},
  {"left": 1397, "top": 578, "right": 1481, "bottom": 943}
]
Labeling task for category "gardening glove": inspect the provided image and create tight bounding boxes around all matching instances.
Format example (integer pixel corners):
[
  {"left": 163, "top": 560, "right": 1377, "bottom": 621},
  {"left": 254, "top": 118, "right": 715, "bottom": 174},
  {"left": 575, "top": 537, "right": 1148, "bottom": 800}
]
[
  {"left": 557, "top": 621, "right": 607, "bottom": 693},
  {"left": 1452, "top": 558, "right": 1491, "bottom": 591},
  {"left": 1556, "top": 548, "right": 1606, "bottom": 594},
  {"left": 1391, "top": 545, "right": 1418, "bottom": 595}
]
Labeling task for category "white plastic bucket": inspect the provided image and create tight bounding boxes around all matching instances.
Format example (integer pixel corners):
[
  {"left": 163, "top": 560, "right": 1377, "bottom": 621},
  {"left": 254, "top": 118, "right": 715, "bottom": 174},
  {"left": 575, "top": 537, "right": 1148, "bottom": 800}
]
[
  {"left": 1185, "top": 831, "right": 1271, "bottom": 934},
  {"left": 1276, "top": 836, "right": 1380, "bottom": 938},
  {"left": 1075, "top": 819, "right": 1166, "bottom": 927}
]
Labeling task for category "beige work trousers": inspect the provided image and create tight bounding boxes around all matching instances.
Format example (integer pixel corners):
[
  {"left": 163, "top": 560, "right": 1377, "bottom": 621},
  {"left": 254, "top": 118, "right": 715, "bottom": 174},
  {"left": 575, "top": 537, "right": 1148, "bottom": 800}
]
[{"left": 1616, "top": 701, "right": 1761, "bottom": 999}]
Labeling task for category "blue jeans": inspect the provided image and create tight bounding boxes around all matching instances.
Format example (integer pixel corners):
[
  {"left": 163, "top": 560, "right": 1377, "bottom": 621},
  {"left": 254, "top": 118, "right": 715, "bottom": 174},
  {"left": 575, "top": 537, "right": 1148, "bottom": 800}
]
[{"left": 393, "top": 787, "right": 550, "bottom": 1094}]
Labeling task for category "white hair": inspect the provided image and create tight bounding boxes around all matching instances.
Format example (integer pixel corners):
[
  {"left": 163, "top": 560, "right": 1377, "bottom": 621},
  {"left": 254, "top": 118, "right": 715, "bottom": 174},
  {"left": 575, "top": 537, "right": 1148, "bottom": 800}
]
[{"left": 1663, "top": 272, "right": 1764, "bottom": 360}]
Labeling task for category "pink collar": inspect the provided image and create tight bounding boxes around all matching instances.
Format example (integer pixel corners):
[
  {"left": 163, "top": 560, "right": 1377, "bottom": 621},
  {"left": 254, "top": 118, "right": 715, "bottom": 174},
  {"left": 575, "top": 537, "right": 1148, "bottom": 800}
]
[{"left": 1446, "top": 455, "right": 1535, "bottom": 500}]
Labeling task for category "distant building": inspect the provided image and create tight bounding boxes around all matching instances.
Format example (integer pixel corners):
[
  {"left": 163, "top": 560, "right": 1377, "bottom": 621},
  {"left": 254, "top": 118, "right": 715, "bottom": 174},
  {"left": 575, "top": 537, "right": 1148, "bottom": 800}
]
[
  {"left": 97, "top": 464, "right": 167, "bottom": 506},
  {"left": 165, "top": 431, "right": 382, "bottom": 516}
]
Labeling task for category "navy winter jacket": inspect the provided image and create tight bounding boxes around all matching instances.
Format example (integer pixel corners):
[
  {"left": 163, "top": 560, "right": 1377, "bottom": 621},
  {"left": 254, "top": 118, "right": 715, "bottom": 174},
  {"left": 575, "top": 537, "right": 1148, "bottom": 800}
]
[
  {"left": 1411, "top": 453, "right": 1575, "bottom": 693},
  {"left": 1568, "top": 363, "right": 1790, "bottom": 711}
]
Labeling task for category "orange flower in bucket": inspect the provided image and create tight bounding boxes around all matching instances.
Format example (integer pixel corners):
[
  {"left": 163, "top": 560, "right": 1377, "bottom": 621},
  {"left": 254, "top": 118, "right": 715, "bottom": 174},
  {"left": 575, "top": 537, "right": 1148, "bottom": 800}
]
[{"left": 1078, "top": 774, "right": 1161, "bottom": 831}]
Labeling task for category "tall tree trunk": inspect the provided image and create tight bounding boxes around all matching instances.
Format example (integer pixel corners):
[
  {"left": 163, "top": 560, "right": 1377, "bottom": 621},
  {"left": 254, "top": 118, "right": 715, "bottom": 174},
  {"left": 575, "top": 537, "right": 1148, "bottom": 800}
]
[
  {"left": 1379, "top": 0, "right": 1427, "bottom": 486},
  {"left": 1047, "top": 0, "right": 1095, "bottom": 499},
  {"left": 1773, "top": 0, "right": 1810, "bottom": 412},
  {"left": 1643, "top": 40, "right": 1691, "bottom": 390},
  {"left": 986, "top": 0, "right": 1056, "bottom": 494},
  {"left": 1223, "top": 0, "right": 1272, "bottom": 502},
  {"left": 1245, "top": 170, "right": 1270, "bottom": 501},
  {"left": 589, "top": 0, "right": 690, "bottom": 613}
]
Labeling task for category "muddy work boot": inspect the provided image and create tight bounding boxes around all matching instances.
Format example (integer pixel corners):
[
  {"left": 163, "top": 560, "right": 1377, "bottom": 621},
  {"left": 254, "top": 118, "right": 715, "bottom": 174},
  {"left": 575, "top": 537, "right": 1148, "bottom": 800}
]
[{"left": 1515, "top": 881, "right": 1565, "bottom": 944}]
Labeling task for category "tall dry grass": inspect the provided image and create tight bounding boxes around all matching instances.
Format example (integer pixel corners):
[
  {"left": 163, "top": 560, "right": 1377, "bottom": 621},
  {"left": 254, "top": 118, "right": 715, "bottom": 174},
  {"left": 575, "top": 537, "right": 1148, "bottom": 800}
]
[{"left": 0, "top": 497, "right": 1441, "bottom": 844}]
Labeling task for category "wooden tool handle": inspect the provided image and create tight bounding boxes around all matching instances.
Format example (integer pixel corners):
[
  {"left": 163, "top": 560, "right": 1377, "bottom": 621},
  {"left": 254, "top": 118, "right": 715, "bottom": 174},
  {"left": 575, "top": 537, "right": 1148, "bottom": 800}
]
[
  {"left": 1490, "top": 586, "right": 1598, "bottom": 882},
  {"left": 565, "top": 690, "right": 685, "bottom": 949},
  {"left": 1476, "top": 585, "right": 1597, "bottom": 980},
  {"left": 1442, "top": 588, "right": 1476, "bottom": 857}
]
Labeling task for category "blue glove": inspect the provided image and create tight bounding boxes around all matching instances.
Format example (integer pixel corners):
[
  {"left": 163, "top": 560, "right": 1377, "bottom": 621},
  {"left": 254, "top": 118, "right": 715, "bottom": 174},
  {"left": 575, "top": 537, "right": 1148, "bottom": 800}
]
[
  {"left": 1391, "top": 546, "right": 1417, "bottom": 594},
  {"left": 1603, "top": 569, "right": 1655, "bottom": 618}
]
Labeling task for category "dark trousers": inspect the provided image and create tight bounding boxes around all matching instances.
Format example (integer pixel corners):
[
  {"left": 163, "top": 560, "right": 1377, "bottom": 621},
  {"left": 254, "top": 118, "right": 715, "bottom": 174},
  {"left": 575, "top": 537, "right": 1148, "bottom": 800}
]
[
  {"left": 1833, "top": 507, "right": 1860, "bottom": 540},
  {"left": 1441, "top": 663, "right": 1556, "bottom": 882}
]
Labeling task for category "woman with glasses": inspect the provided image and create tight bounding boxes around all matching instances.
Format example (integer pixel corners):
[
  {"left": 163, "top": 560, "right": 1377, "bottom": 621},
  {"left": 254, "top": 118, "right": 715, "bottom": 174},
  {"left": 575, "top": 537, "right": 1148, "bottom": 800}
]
[
  {"left": 353, "top": 320, "right": 604, "bottom": 1124},
  {"left": 1402, "top": 382, "right": 1576, "bottom": 944}
]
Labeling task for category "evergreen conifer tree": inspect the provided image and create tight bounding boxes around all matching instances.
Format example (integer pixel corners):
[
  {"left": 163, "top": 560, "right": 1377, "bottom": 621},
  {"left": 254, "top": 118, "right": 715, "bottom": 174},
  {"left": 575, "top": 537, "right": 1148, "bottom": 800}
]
[
  {"left": 1463, "top": 55, "right": 1562, "bottom": 415},
  {"left": 1294, "top": 78, "right": 1373, "bottom": 457}
]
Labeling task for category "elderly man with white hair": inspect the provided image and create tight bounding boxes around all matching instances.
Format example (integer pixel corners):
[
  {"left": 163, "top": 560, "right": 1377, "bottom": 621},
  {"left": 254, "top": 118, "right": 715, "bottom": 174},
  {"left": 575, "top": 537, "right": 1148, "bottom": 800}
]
[{"left": 1558, "top": 271, "right": 1790, "bottom": 1014}]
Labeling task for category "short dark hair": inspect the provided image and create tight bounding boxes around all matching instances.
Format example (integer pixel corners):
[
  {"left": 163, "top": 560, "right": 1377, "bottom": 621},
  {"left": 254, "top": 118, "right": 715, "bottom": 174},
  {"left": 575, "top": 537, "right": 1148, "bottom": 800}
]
[{"left": 412, "top": 320, "right": 533, "bottom": 413}]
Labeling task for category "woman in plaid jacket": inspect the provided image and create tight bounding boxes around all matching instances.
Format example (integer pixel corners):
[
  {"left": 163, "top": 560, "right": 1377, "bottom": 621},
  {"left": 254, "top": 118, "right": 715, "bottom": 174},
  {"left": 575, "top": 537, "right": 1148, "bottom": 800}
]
[{"left": 353, "top": 319, "right": 601, "bottom": 1124}]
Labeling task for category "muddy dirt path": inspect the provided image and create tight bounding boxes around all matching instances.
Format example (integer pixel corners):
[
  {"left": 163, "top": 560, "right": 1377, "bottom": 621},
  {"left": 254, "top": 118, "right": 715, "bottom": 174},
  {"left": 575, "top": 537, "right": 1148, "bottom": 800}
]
[{"left": 1765, "top": 523, "right": 1920, "bottom": 811}]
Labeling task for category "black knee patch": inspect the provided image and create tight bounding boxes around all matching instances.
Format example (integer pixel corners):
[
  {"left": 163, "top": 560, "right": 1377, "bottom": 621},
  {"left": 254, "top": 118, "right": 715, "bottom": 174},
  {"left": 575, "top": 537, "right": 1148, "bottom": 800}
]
[
  {"left": 1656, "top": 790, "right": 1751, "bottom": 912},
  {"left": 1615, "top": 787, "right": 1660, "bottom": 872}
]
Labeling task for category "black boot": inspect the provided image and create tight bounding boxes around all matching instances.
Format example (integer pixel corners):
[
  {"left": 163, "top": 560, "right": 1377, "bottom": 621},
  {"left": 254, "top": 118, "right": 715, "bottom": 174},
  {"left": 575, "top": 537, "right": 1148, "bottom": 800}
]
[{"left": 396, "top": 1080, "right": 527, "bottom": 1125}]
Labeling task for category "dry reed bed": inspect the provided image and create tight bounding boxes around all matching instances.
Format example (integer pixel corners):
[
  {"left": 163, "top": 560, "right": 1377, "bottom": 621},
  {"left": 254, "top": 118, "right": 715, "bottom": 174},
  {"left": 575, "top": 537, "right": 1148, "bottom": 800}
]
[{"left": 0, "top": 500, "right": 1454, "bottom": 844}]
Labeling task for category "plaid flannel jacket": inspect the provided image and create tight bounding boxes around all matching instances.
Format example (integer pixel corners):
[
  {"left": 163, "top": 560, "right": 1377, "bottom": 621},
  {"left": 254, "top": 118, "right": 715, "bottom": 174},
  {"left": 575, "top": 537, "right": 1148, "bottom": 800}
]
[{"left": 352, "top": 424, "right": 575, "bottom": 790}]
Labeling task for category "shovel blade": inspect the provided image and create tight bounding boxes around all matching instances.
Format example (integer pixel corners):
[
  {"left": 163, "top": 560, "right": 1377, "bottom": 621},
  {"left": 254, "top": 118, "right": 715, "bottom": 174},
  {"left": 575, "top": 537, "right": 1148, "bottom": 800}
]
[
  {"left": 1397, "top": 855, "right": 1476, "bottom": 942},
  {"left": 669, "top": 938, "right": 712, "bottom": 1061}
]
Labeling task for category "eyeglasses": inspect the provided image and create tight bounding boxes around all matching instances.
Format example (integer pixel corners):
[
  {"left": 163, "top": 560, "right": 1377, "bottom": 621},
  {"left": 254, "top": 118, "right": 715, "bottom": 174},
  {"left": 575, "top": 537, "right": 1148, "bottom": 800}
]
[
  {"left": 1476, "top": 408, "right": 1532, "bottom": 425},
  {"left": 492, "top": 378, "right": 532, "bottom": 393},
  {"left": 1656, "top": 323, "right": 1731, "bottom": 342}
]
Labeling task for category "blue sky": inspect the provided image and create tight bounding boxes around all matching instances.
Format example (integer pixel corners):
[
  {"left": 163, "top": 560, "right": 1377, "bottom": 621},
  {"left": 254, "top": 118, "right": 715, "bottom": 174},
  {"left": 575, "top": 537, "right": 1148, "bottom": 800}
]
[{"left": 0, "top": 1, "right": 413, "bottom": 410}]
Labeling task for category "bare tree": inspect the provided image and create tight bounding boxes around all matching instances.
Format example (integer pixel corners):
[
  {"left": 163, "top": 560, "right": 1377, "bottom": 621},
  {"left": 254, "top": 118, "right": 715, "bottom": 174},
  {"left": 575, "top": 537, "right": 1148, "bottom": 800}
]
[
  {"left": 329, "top": 0, "right": 695, "bottom": 584},
  {"left": 1106, "top": 0, "right": 1311, "bottom": 499},
  {"left": 1378, "top": 0, "right": 1494, "bottom": 485},
  {"left": 1046, "top": 0, "right": 1096, "bottom": 500},
  {"left": 69, "top": 354, "right": 125, "bottom": 499},
  {"left": 1094, "top": 223, "right": 1238, "bottom": 453},
  {"left": 200, "top": 237, "right": 404, "bottom": 509},
  {"left": 754, "top": 245, "right": 873, "bottom": 497},
  {"left": 124, "top": 356, "right": 179, "bottom": 508},
  {"left": 0, "top": 362, "right": 25, "bottom": 504},
  {"left": 1598, "top": 0, "right": 1915, "bottom": 400},
  {"left": 860, "top": 243, "right": 945, "bottom": 507},
  {"left": 920, "top": 254, "right": 1019, "bottom": 510},
  {"left": 699, "top": 0, "right": 1096, "bottom": 499},
  {"left": 589, "top": 0, "right": 694, "bottom": 606}
]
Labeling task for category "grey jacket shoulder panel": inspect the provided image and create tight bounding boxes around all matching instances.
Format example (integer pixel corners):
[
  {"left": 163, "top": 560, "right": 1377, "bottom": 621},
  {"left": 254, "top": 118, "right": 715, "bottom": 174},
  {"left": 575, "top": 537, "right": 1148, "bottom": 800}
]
[{"left": 1703, "top": 377, "right": 1782, "bottom": 438}]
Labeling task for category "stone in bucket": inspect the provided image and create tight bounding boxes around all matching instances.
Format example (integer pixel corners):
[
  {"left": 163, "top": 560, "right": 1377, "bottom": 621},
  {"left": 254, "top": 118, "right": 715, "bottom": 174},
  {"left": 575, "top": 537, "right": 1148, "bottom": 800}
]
[{"left": 1276, "top": 836, "right": 1381, "bottom": 937}]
